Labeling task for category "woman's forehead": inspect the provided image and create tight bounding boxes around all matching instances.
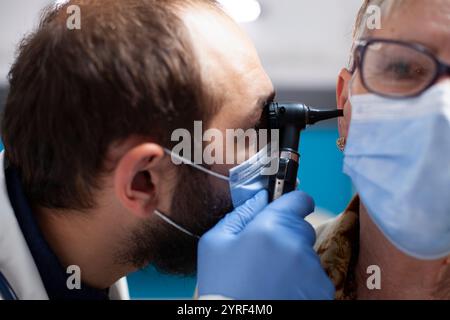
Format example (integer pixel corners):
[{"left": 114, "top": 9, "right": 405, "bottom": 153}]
[{"left": 373, "top": 0, "right": 450, "bottom": 59}]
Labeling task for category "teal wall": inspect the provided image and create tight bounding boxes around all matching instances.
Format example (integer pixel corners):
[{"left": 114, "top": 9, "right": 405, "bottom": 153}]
[
  {"left": 127, "top": 126, "right": 353, "bottom": 299},
  {"left": 298, "top": 127, "right": 352, "bottom": 214}
]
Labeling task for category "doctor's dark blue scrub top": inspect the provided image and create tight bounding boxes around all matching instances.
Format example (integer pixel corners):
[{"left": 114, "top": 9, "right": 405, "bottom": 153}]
[{"left": 4, "top": 164, "right": 110, "bottom": 300}]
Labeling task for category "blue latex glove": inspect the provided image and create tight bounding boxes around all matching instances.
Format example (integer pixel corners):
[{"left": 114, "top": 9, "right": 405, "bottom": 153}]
[{"left": 197, "top": 190, "right": 335, "bottom": 300}]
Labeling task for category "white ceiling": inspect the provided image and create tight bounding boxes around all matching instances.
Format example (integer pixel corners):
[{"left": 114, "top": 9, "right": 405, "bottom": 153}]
[{"left": 0, "top": 0, "right": 363, "bottom": 88}]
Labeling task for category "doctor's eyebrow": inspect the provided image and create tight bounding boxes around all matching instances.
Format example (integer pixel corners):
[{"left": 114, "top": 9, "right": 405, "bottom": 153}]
[
  {"left": 255, "top": 90, "right": 276, "bottom": 117},
  {"left": 256, "top": 91, "right": 276, "bottom": 110},
  {"left": 248, "top": 91, "right": 276, "bottom": 129}
]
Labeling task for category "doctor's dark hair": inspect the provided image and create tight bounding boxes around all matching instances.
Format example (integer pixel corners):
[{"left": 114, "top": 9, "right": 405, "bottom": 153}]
[{"left": 1, "top": 0, "right": 221, "bottom": 210}]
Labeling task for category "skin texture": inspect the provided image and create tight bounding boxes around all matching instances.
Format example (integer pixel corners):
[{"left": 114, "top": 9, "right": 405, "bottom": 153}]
[
  {"left": 336, "top": 0, "right": 450, "bottom": 299},
  {"left": 36, "top": 3, "right": 274, "bottom": 289}
]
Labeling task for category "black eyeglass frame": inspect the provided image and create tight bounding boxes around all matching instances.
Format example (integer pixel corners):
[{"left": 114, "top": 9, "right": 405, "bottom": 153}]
[{"left": 350, "top": 38, "right": 450, "bottom": 99}]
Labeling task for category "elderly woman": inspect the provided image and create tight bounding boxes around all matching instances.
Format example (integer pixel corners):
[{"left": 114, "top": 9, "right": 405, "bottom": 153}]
[{"left": 314, "top": 0, "right": 450, "bottom": 299}]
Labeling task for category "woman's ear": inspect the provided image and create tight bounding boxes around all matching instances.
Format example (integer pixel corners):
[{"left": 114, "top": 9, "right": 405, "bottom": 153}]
[
  {"left": 336, "top": 68, "right": 353, "bottom": 139},
  {"left": 113, "top": 143, "right": 165, "bottom": 218}
]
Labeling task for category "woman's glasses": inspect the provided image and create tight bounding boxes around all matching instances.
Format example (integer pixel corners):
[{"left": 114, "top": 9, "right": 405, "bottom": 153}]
[{"left": 351, "top": 38, "right": 450, "bottom": 98}]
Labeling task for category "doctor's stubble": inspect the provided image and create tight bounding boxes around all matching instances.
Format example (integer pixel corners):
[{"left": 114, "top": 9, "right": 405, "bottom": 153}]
[{"left": 116, "top": 163, "right": 232, "bottom": 276}]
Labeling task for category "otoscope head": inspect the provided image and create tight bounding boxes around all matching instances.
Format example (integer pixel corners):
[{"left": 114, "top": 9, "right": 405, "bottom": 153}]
[
  {"left": 307, "top": 108, "right": 344, "bottom": 125},
  {"left": 266, "top": 102, "right": 344, "bottom": 151},
  {"left": 265, "top": 102, "right": 344, "bottom": 202},
  {"left": 267, "top": 102, "right": 343, "bottom": 130}
]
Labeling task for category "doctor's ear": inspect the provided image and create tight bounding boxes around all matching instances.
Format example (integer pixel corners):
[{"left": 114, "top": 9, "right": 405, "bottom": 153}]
[
  {"left": 336, "top": 68, "right": 352, "bottom": 140},
  {"left": 113, "top": 143, "right": 165, "bottom": 218}
]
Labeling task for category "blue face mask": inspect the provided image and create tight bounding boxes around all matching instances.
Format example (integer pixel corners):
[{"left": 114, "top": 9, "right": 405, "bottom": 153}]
[
  {"left": 344, "top": 81, "right": 450, "bottom": 260},
  {"left": 154, "top": 144, "right": 276, "bottom": 238}
]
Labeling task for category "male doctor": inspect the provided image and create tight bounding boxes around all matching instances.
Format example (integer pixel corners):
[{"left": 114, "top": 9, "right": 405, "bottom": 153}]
[{"left": 0, "top": 0, "right": 334, "bottom": 300}]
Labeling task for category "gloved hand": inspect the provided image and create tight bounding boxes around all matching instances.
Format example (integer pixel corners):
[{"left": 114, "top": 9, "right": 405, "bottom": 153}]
[{"left": 197, "top": 190, "right": 335, "bottom": 300}]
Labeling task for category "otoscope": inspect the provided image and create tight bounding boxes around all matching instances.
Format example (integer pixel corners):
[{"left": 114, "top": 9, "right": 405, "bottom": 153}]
[{"left": 266, "top": 102, "right": 344, "bottom": 201}]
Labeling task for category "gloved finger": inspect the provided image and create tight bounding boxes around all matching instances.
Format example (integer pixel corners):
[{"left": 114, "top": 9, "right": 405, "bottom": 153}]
[
  {"left": 261, "top": 190, "right": 315, "bottom": 220},
  {"left": 298, "top": 250, "right": 336, "bottom": 300},
  {"left": 245, "top": 191, "right": 316, "bottom": 246},
  {"left": 215, "top": 189, "right": 269, "bottom": 235},
  {"left": 282, "top": 218, "right": 317, "bottom": 247}
]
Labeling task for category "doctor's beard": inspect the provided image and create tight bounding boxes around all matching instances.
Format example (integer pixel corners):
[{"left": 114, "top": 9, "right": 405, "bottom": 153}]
[{"left": 116, "top": 164, "right": 232, "bottom": 276}]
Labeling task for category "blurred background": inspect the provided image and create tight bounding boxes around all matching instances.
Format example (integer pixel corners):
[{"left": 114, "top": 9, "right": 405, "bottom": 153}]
[{"left": 0, "top": 0, "right": 363, "bottom": 299}]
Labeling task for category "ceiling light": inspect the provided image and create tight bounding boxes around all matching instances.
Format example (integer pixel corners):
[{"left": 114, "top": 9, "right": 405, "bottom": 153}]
[{"left": 218, "top": 0, "right": 262, "bottom": 23}]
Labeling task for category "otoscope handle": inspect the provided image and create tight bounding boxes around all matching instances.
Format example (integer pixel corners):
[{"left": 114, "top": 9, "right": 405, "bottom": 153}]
[{"left": 271, "top": 150, "right": 299, "bottom": 201}]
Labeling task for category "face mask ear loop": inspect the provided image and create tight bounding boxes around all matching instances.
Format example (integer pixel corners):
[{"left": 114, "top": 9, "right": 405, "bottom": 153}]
[
  {"left": 163, "top": 148, "right": 229, "bottom": 182},
  {"left": 154, "top": 210, "right": 201, "bottom": 239}
]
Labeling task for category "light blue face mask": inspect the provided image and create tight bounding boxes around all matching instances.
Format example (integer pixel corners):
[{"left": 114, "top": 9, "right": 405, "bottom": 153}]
[
  {"left": 344, "top": 81, "right": 450, "bottom": 260},
  {"left": 154, "top": 144, "right": 276, "bottom": 238}
]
